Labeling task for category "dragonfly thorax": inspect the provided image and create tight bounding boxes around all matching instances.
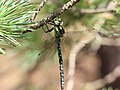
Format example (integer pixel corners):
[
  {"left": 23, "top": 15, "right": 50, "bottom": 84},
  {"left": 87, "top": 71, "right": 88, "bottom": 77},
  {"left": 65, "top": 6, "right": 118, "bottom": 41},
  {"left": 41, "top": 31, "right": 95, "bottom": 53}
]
[
  {"left": 54, "top": 26, "right": 65, "bottom": 38},
  {"left": 52, "top": 17, "right": 65, "bottom": 38}
]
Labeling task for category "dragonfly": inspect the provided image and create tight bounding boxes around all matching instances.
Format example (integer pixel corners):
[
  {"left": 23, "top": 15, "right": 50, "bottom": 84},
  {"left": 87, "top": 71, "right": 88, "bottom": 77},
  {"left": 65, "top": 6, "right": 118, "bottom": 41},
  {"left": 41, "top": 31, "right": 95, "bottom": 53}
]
[
  {"left": 37, "top": 17, "right": 91, "bottom": 90},
  {"left": 39, "top": 17, "right": 65, "bottom": 90}
]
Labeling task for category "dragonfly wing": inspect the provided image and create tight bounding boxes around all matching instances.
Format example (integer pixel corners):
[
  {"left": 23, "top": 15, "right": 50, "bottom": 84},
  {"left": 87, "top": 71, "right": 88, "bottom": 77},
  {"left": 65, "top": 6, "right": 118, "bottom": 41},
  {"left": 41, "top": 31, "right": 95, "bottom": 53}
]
[
  {"left": 37, "top": 30, "right": 94, "bottom": 62},
  {"left": 63, "top": 30, "right": 95, "bottom": 43},
  {"left": 60, "top": 30, "right": 94, "bottom": 52},
  {"left": 36, "top": 37, "right": 57, "bottom": 63}
]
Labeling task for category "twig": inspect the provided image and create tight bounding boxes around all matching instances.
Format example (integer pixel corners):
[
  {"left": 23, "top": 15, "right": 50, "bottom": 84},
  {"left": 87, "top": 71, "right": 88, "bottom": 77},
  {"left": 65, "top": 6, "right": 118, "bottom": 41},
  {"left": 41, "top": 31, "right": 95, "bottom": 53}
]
[
  {"left": 29, "top": 0, "right": 49, "bottom": 22},
  {"left": 84, "top": 65, "right": 120, "bottom": 90},
  {"left": 80, "top": 8, "right": 115, "bottom": 14},
  {"left": 66, "top": 36, "right": 95, "bottom": 90},
  {"left": 29, "top": 0, "right": 80, "bottom": 29}
]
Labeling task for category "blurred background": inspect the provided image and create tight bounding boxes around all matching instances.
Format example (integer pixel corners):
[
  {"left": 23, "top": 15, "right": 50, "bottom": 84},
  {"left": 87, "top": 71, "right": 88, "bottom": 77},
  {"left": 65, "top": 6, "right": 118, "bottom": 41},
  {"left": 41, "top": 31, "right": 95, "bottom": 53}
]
[{"left": 0, "top": 0, "right": 120, "bottom": 90}]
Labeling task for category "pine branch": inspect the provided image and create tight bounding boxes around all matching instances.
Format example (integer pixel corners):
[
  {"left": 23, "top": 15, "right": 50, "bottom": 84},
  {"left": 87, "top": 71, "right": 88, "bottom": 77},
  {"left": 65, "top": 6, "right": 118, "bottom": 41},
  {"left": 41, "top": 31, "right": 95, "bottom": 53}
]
[
  {"left": 0, "top": 0, "right": 36, "bottom": 54},
  {"left": 29, "top": 0, "right": 80, "bottom": 29},
  {"left": 29, "top": 0, "right": 49, "bottom": 22}
]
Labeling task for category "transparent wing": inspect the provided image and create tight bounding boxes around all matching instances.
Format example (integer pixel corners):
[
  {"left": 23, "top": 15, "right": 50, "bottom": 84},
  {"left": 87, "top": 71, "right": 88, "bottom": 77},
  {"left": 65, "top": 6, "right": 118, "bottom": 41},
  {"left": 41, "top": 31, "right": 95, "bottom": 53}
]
[
  {"left": 36, "top": 29, "right": 93, "bottom": 63},
  {"left": 61, "top": 30, "right": 93, "bottom": 45},
  {"left": 36, "top": 36, "right": 57, "bottom": 63}
]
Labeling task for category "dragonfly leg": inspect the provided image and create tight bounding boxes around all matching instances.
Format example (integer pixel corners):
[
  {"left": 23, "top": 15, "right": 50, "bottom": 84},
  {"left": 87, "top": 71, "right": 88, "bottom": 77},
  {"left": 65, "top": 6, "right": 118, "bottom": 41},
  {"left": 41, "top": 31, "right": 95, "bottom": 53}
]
[
  {"left": 47, "top": 27, "right": 54, "bottom": 32},
  {"left": 42, "top": 24, "right": 54, "bottom": 33},
  {"left": 48, "top": 22, "right": 54, "bottom": 25},
  {"left": 42, "top": 24, "right": 48, "bottom": 33}
]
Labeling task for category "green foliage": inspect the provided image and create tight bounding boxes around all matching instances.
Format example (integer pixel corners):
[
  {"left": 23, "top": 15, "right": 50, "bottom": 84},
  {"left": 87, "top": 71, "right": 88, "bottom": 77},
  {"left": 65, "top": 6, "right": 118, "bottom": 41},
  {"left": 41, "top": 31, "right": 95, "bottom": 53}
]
[{"left": 0, "top": 0, "right": 36, "bottom": 54}]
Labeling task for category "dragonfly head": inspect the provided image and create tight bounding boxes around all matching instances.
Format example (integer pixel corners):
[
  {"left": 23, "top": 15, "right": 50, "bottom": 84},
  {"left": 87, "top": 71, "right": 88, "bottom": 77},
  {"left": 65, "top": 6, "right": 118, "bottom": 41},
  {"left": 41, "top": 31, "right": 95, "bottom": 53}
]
[{"left": 54, "top": 17, "right": 63, "bottom": 26}]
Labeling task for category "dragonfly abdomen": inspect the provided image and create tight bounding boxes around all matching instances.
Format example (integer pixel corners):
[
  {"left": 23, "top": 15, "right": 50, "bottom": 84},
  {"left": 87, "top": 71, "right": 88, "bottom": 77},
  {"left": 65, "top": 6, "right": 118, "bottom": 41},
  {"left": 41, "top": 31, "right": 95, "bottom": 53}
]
[{"left": 56, "top": 38, "right": 64, "bottom": 90}]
